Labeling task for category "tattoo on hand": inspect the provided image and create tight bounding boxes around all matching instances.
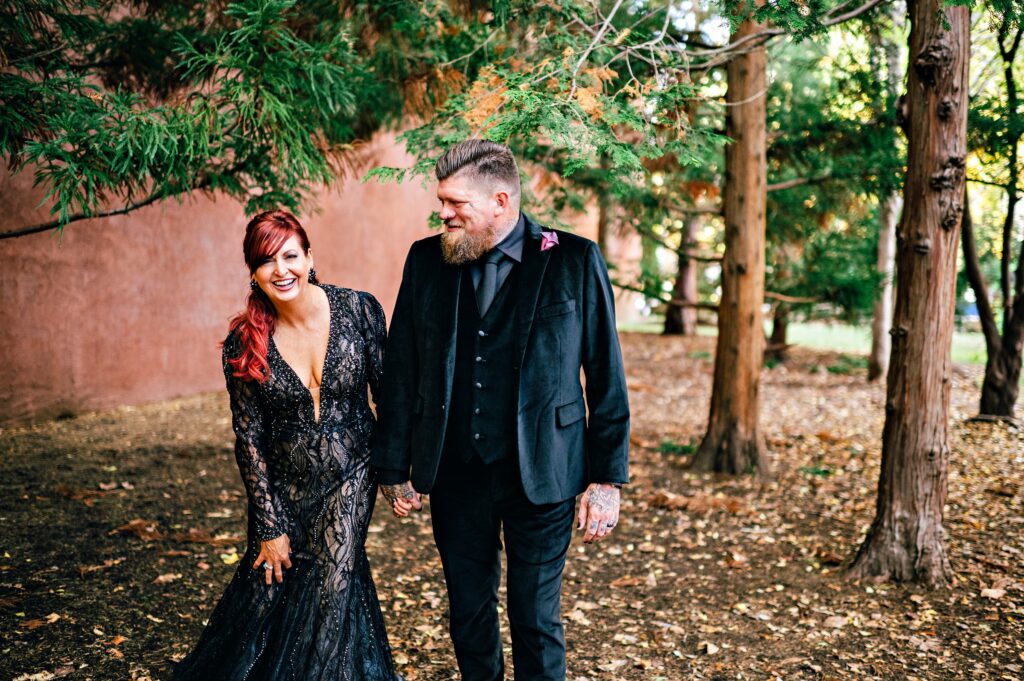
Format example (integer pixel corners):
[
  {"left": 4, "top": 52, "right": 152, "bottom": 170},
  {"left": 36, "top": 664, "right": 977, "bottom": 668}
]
[
  {"left": 381, "top": 483, "right": 413, "bottom": 506},
  {"left": 587, "top": 486, "right": 619, "bottom": 515}
]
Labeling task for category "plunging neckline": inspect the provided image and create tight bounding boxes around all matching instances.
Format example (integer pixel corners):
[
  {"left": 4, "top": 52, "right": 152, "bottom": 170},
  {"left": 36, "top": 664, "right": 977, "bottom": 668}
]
[{"left": 269, "top": 284, "right": 334, "bottom": 425}]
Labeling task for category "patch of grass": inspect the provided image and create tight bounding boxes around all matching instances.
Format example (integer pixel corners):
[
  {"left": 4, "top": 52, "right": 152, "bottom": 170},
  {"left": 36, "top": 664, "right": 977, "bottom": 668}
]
[
  {"left": 619, "top": 318, "right": 990, "bottom": 366},
  {"left": 686, "top": 350, "right": 712, "bottom": 360},
  {"left": 798, "top": 465, "right": 833, "bottom": 477},
  {"left": 826, "top": 354, "right": 869, "bottom": 375},
  {"left": 658, "top": 439, "right": 697, "bottom": 456}
]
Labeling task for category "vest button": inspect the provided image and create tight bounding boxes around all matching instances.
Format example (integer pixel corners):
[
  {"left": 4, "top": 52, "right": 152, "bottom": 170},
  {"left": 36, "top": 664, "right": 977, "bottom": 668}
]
[
  {"left": 475, "top": 356, "right": 483, "bottom": 362},
  {"left": 474, "top": 408, "right": 481, "bottom": 415},
  {"left": 473, "top": 433, "right": 481, "bottom": 440},
  {"left": 478, "top": 330, "right": 487, "bottom": 337},
  {"left": 475, "top": 382, "right": 482, "bottom": 389}
]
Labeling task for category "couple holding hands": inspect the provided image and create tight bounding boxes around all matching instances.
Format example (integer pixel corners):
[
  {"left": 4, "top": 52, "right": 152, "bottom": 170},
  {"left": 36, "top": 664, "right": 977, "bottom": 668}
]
[{"left": 173, "top": 140, "right": 630, "bottom": 681}]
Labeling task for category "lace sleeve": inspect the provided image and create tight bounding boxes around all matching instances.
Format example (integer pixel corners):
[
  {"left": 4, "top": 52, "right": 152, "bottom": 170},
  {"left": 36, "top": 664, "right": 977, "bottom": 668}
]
[
  {"left": 223, "top": 340, "right": 286, "bottom": 541},
  {"left": 357, "top": 291, "right": 388, "bottom": 409}
]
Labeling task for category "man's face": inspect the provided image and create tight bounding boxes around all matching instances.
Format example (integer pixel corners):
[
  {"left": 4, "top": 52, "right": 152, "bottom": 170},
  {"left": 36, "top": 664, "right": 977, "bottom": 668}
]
[{"left": 437, "top": 172, "right": 503, "bottom": 265}]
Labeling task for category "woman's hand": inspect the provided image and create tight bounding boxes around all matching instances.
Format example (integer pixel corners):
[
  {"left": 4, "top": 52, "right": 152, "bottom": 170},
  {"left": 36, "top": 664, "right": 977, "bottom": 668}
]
[{"left": 253, "top": 533, "right": 292, "bottom": 585}]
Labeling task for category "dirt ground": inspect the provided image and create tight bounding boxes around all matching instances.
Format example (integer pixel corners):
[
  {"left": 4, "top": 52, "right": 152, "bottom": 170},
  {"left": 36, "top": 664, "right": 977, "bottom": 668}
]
[{"left": 1, "top": 332, "right": 1022, "bottom": 681}]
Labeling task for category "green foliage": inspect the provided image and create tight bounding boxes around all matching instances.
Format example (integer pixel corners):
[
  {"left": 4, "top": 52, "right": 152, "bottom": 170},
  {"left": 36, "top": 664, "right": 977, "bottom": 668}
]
[
  {"left": 0, "top": 0, "right": 476, "bottom": 235},
  {"left": 763, "top": 25, "right": 901, "bottom": 323},
  {"left": 369, "top": 1, "right": 729, "bottom": 230},
  {"left": 960, "top": 0, "right": 1024, "bottom": 313}
]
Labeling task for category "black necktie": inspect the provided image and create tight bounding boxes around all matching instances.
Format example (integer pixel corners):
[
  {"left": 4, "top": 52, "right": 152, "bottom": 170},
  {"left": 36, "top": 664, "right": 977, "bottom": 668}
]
[{"left": 476, "top": 250, "right": 504, "bottom": 316}]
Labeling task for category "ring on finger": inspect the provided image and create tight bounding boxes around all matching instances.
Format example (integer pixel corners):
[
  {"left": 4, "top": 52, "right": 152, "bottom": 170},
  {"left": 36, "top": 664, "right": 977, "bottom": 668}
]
[{"left": 263, "top": 562, "right": 273, "bottom": 571}]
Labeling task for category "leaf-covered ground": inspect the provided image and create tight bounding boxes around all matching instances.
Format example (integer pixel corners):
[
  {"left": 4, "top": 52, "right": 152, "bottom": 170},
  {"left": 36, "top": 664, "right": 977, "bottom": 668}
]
[{"left": 1, "top": 333, "right": 1022, "bottom": 680}]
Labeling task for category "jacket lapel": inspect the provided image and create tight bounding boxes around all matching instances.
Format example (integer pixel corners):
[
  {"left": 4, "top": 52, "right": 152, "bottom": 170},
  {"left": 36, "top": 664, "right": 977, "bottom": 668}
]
[
  {"left": 437, "top": 256, "right": 461, "bottom": 379},
  {"left": 516, "top": 216, "right": 552, "bottom": 361}
]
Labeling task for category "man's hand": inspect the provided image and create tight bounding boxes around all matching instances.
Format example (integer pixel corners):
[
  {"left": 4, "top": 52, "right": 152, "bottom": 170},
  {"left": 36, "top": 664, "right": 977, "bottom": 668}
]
[
  {"left": 381, "top": 482, "right": 422, "bottom": 517},
  {"left": 577, "top": 483, "right": 621, "bottom": 543}
]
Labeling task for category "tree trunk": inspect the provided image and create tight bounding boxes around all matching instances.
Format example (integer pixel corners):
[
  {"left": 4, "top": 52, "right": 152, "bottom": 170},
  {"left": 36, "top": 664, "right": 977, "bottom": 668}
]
[
  {"left": 848, "top": 0, "right": 969, "bottom": 587},
  {"left": 664, "top": 216, "right": 700, "bottom": 335},
  {"left": 868, "top": 14, "right": 904, "bottom": 382},
  {"left": 868, "top": 193, "right": 899, "bottom": 381},
  {"left": 766, "top": 304, "right": 789, "bottom": 364},
  {"left": 973, "top": 16, "right": 1024, "bottom": 418},
  {"left": 980, "top": 349, "right": 1023, "bottom": 415},
  {"left": 692, "top": 15, "right": 767, "bottom": 475},
  {"left": 962, "top": 186, "right": 1024, "bottom": 419}
]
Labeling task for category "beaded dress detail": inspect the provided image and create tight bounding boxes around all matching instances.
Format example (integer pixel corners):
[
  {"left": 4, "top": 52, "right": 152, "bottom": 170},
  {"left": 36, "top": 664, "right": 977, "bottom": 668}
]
[{"left": 174, "top": 285, "right": 397, "bottom": 681}]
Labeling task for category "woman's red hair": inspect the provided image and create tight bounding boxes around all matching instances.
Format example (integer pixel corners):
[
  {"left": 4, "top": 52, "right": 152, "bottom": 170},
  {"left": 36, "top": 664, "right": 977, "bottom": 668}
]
[{"left": 225, "top": 210, "right": 312, "bottom": 382}]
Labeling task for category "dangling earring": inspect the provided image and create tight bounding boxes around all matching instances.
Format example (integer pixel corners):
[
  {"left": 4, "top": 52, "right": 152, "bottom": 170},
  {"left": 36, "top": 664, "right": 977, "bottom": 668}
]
[
  {"left": 308, "top": 267, "right": 319, "bottom": 285},
  {"left": 250, "top": 279, "right": 257, "bottom": 291}
]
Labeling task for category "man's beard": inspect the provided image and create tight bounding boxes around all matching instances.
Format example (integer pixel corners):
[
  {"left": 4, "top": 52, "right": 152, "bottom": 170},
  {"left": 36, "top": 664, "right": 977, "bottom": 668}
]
[{"left": 441, "top": 222, "right": 499, "bottom": 265}]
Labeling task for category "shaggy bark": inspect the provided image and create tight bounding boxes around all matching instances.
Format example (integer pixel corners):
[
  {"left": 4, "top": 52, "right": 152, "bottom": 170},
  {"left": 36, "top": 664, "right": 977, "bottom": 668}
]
[
  {"left": 693, "top": 14, "right": 768, "bottom": 475},
  {"left": 849, "top": 0, "right": 969, "bottom": 586}
]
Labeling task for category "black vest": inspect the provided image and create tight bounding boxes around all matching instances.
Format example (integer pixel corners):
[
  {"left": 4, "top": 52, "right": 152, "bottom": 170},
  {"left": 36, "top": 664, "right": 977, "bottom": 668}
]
[{"left": 444, "top": 265, "right": 520, "bottom": 463}]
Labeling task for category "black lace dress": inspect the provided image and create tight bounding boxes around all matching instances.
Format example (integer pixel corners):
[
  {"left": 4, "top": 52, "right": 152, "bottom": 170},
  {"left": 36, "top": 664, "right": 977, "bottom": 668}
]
[{"left": 174, "top": 285, "right": 398, "bottom": 681}]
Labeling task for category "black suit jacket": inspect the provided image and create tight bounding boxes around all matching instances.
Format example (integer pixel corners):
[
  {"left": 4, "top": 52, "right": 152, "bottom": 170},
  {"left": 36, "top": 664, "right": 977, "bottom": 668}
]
[{"left": 372, "top": 215, "right": 629, "bottom": 504}]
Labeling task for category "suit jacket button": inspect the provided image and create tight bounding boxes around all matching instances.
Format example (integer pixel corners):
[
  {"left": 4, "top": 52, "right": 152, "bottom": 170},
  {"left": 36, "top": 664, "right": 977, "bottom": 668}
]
[
  {"left": 478, "top": 330, "right": 487, "bottom": 337},
  {"left": 475, "top": 382, "right": 482, "bottom": 389},
  {"left": 473, "top": 433, "right": 481, "bottom": 440},
  {"left": 474, "top": 408, "right": 481, "bottom": 415}
]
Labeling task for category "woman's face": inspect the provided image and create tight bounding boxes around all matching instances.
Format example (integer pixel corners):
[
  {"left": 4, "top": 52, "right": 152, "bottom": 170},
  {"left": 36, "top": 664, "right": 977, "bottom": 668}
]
[{"left": 252, "top": 234, "right": 314, "bottom": 305}]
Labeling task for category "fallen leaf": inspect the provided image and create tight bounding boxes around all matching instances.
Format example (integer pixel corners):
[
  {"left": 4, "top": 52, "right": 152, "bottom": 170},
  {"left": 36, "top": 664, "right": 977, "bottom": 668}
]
[
  {"left": 822, "top": 615, "right": 847, "bottom": 629},
  {"left": 110, "top": 519, "right": 163, "bottom": 541},
  {"left": 21, "top": 613, "right": 60, "bottom": 630},
  {"left": 153, "top": 573, "right": 182, "bottom": 585},
  {"left": 172, "top": 528, "right": 241, "bottom": 546},
  {"left": 79, "top": 558, "right": 123, "bottom": 576}
]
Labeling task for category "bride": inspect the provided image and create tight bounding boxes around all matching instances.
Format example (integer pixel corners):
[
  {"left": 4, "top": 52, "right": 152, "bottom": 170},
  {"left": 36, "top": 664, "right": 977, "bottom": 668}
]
[{"left": 174, "top": 210, "right": 398, "bottom": 680}]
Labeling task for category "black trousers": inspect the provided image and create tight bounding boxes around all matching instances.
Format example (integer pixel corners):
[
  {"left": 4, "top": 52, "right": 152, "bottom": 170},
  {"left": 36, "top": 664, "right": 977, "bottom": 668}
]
[{"left": 430, "top": 449, "right": 575, "bottom": 681}]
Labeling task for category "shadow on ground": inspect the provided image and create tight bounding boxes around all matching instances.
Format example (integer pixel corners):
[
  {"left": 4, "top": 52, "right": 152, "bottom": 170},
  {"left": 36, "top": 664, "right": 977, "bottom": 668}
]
[{"left": 1, "top": 333, "right": 1022, "bottom": 680}]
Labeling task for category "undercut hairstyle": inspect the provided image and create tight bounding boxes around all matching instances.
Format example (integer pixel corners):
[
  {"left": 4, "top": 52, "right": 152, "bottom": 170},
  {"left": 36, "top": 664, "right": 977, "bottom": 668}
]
[{"left": 435, "top": 139, "right": 521, "bottom": 196}]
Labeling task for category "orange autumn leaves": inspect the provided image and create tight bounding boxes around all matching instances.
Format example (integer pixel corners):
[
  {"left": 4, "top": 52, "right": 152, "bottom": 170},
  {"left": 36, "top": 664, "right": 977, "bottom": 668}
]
[
  {"left": 462, "top": 67, "right": 508, "bottom": 129},
  {"left": 461, "top": 62, "right": 619, "bottom": 131}
]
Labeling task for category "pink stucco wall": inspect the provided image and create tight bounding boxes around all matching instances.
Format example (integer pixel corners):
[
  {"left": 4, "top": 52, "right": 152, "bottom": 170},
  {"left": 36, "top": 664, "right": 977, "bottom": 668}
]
[
  {"left": 0, "top": 133, "right": 640, "bottom": 424},
  {"left": 0, "top": 134, "right": 436, "bottom": 423}
]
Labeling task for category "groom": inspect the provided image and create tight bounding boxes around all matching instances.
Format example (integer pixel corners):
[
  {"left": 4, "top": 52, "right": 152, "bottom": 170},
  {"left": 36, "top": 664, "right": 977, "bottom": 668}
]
[{"left": 373, "top": 139, "right": 630, "bottom": 681}]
